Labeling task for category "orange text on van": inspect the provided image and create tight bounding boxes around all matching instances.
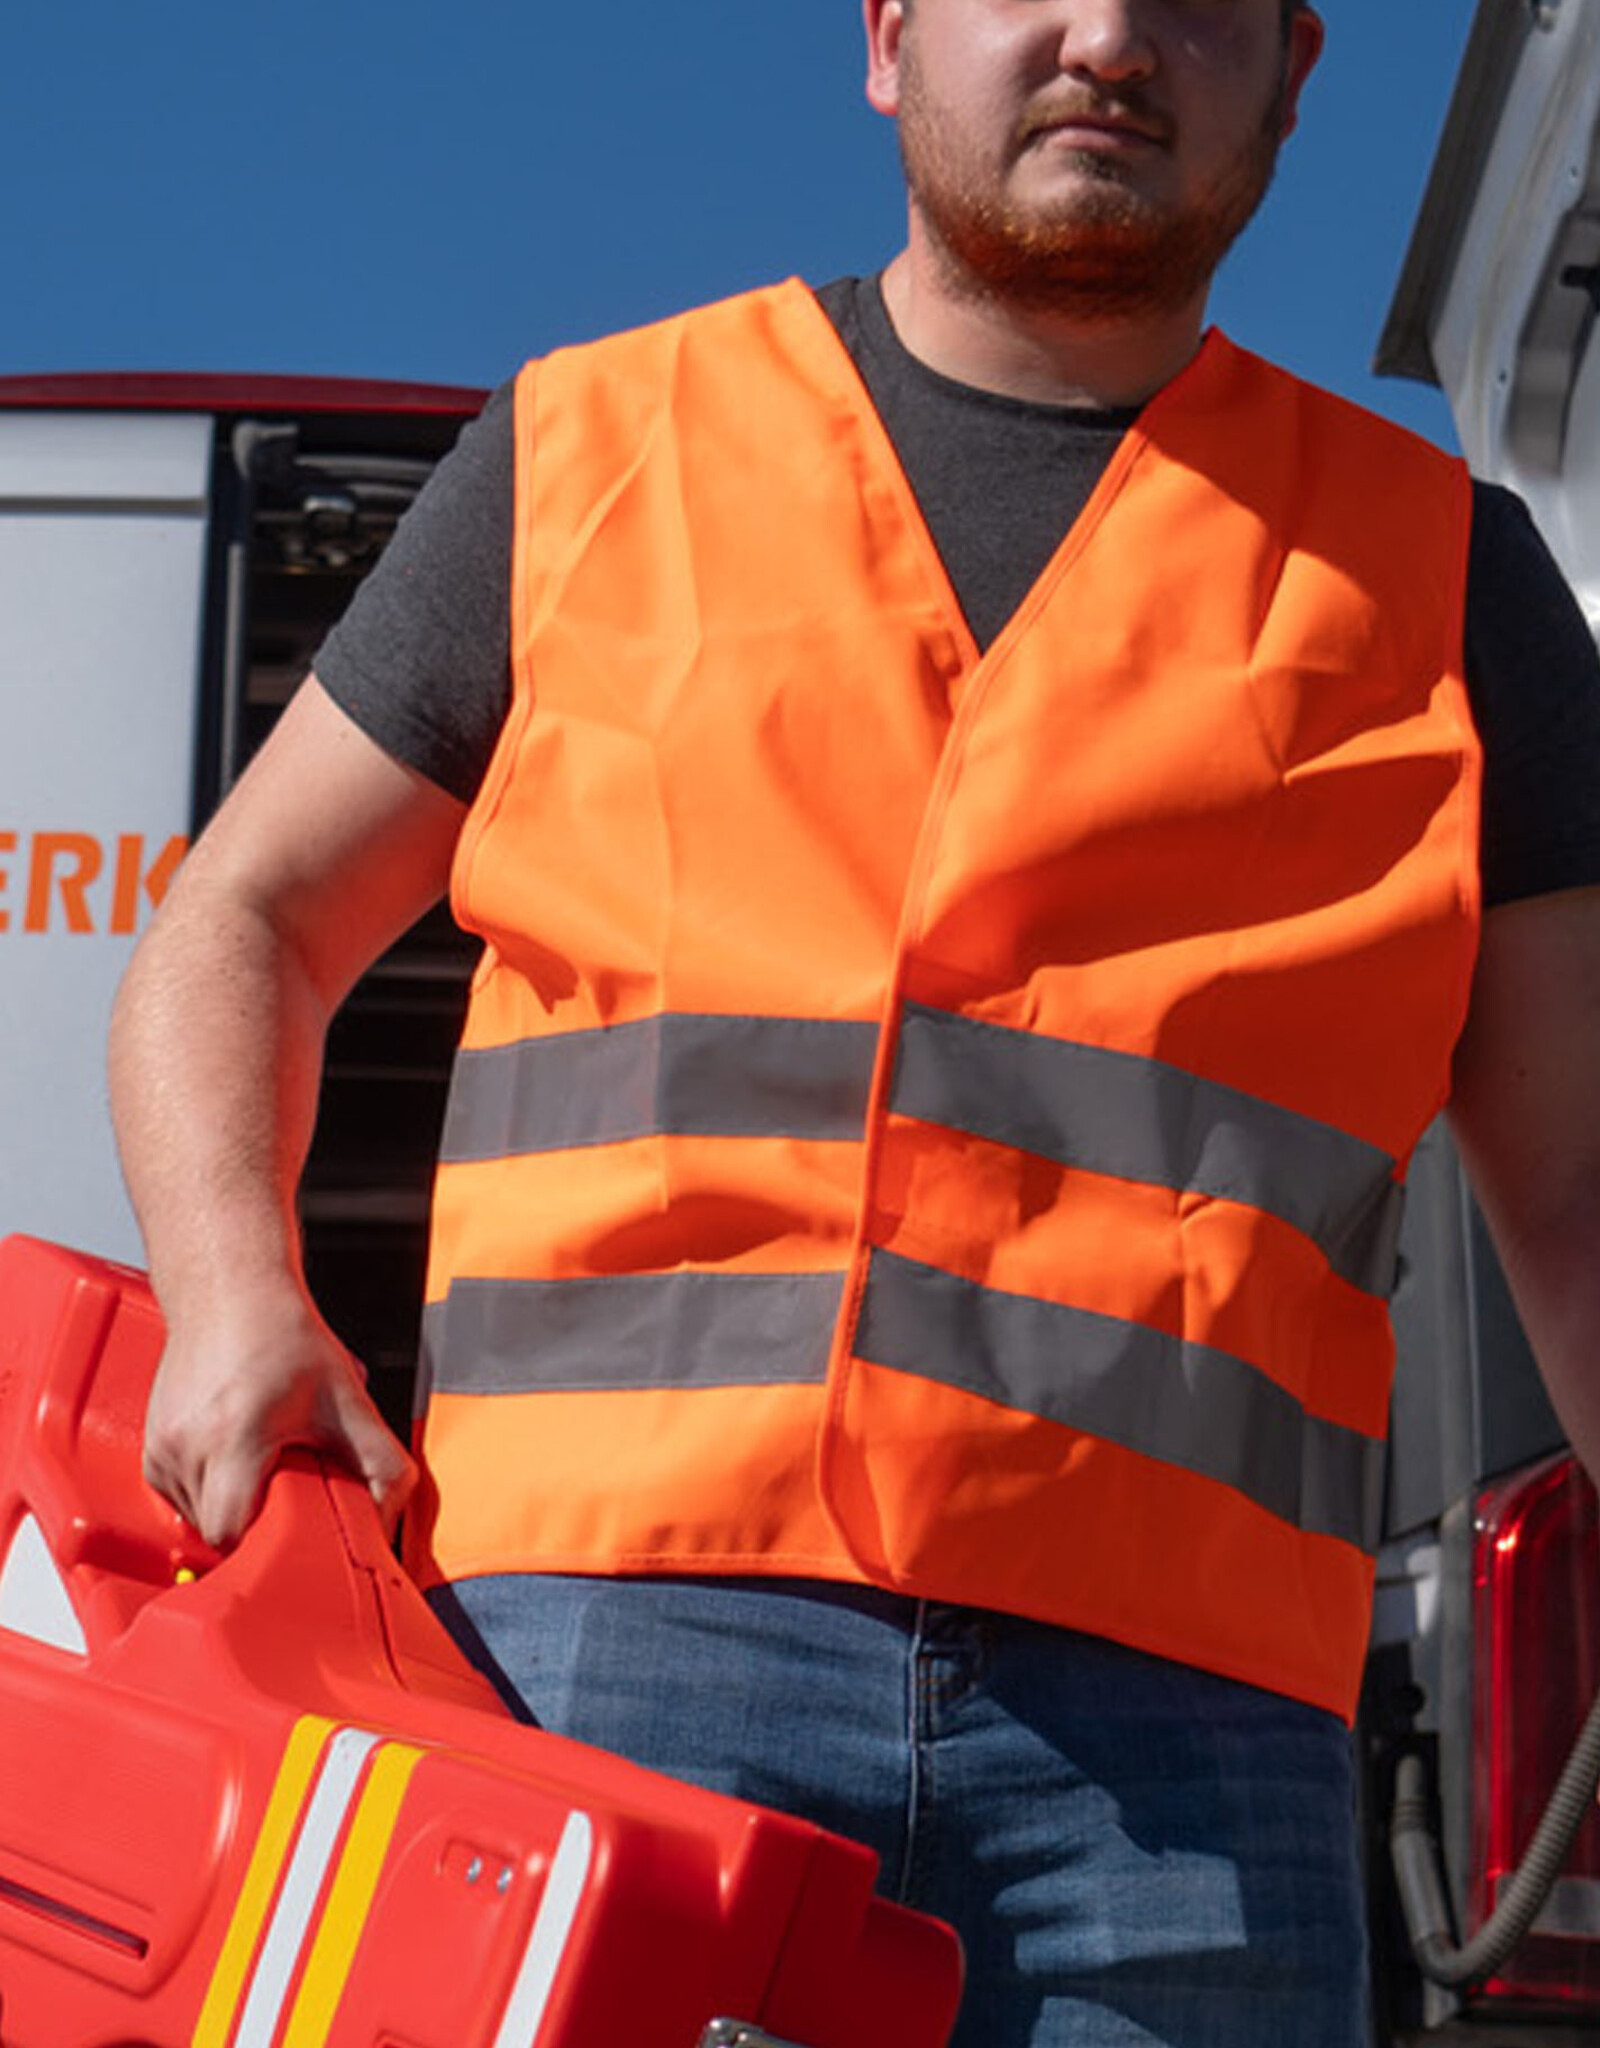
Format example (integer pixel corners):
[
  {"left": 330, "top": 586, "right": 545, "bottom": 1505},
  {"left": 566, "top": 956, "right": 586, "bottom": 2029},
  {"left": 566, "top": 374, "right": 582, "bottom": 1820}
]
[{"left": 0, "top": 832, "right": 187, "bottom": 936}]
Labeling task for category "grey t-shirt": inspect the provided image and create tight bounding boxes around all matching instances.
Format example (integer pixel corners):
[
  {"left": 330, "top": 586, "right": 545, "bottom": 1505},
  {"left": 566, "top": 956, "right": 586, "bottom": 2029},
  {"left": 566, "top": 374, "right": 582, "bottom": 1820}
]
[{"left": 318, "top": 277, "right": 1600, "bottom": 909}]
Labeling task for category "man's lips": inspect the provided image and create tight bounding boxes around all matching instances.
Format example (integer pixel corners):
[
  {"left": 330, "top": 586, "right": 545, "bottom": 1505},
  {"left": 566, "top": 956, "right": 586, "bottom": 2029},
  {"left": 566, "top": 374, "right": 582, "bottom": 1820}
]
[{"left": 1019, "top": 103, "right": 1171, "bottom": 149}]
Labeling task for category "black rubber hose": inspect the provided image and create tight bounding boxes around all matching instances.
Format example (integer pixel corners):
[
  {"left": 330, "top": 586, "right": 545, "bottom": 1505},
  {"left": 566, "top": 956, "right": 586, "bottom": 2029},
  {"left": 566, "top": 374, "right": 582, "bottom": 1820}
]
[{"left": 1390, "top": 1688, "right": 1600, "bottom": 1987}]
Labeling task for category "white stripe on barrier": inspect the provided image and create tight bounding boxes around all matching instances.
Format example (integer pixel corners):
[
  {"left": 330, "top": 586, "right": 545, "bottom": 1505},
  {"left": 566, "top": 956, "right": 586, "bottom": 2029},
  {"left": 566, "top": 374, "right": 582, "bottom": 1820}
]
[
  {"left": 493, "top": 1810, "right": 594, "bottom": 2048},
  {"left": 232, "top": 1726, "right": 379, "bottom": 2048}
]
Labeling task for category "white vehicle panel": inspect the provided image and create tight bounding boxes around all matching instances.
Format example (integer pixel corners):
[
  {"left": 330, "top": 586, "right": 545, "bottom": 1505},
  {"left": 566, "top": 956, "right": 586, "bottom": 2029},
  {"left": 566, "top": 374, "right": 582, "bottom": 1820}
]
[
  {"left": 0, "top": 411, "right": 210, "bottom": 1261},
  {"left": 1426, "top": 0, "right": 1600, "bottom": 627}
]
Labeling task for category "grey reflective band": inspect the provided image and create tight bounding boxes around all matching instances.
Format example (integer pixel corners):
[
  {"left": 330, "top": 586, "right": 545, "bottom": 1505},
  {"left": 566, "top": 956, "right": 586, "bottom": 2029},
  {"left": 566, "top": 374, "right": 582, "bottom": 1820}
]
[
  {"left": 854, "top": 1249, "right": 1386, "bottom": 1553},
  {"left": 890, "top": 1003, "right": 1406, "bottom": 1298},
  {"left": 420, "top": 1270, "right": 845, "bottom": 1400},
  {"left": 439, "top": 1014, "right": 879, "bottom": 1163}
]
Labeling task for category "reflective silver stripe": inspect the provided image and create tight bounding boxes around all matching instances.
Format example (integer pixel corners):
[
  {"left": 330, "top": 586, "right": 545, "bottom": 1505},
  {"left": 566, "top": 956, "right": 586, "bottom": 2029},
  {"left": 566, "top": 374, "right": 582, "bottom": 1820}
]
[
  {"left": 854, "top": 1249, "right": 1386, "bottom": 1552},
  {"left": 890, "top": 1003, "right": 1406, "bottom": 1298},
  {"left": 491, "top": 1811, "right": 594, "bottom": 2048},
  {"left": 420, "top": 1270, "right": 844, "bottom": 1399},
  {"left": 440, "top": 1014, "right": 878, "bottom": 1163},
  {"left": 233, "top": 1728, "right": 380, "bottom": 2048}
]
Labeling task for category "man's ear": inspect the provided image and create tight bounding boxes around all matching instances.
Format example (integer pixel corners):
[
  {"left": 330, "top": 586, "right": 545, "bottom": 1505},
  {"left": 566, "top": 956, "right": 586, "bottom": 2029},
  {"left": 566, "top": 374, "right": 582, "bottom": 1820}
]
[
  {"left": 864, "top": 0, "right": 907, "bottom": 119},
  {"left": 1276, "top": 7, "right": 1325, "bottom": 141}
]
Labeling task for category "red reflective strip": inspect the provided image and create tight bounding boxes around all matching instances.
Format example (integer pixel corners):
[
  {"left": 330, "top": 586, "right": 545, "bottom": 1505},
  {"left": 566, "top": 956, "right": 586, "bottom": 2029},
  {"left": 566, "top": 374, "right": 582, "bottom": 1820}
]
[{"left": 0, "top": 372, "right": 486, "bottom": 416}]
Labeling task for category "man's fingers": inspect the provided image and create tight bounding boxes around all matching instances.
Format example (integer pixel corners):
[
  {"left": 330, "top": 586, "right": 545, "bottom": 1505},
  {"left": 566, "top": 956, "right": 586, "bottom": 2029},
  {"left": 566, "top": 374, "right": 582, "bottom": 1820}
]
[
  {"left": 142, "top": 1441, "right": 200, "bottom": 1535},
  {"left": 144, "top": 1438, "right": 271, "bottom": 1551},
  {"left": 142, "top": 1344, "right": 415, "bottom": 1551},
  {"left": 329, "top": 1384, "right": 418, "bottom": 1537},
  {"left": 192, "top": 1444, "right": 276, "bottom": 1551},
  {"left": 369, "top": 1453, "right": 418, "bottom": 1541}
]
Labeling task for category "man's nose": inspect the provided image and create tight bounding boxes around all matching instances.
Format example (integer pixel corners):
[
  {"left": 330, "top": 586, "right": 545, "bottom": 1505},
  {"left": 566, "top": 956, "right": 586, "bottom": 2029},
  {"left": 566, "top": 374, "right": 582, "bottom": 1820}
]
[{"left": 1052, "top": 0, "right": 1159, "bottom": 83}]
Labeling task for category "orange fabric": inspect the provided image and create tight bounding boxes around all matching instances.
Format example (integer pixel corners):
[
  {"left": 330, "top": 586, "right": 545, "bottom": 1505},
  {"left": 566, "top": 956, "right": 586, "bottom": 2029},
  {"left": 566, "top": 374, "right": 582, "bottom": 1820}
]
[
  {"left": 429, "top": 1136, "right": 863, "bottom": 1284},
  {"left": 419, "top": 1383, "right": 862, "bottom": 1584},
  {"left": 409, "top": 281, "right": 1480, "bottom": 1720},
  {"left": 824, "top": 1362, "right": 1376, "bottom": 1716}
]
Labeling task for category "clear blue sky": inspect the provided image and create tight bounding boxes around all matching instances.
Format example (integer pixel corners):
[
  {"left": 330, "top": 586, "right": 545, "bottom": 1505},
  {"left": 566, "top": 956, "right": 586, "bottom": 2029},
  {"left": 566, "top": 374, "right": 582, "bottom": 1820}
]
[{"left": 3, "top": 3, "right": 1471, "bottom": 444}]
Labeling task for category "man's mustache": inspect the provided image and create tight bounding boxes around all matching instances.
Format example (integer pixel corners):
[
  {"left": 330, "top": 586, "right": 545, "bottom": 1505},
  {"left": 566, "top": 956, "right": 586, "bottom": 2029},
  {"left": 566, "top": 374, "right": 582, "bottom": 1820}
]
[{"left": 1016, "top": 94, "right": 1174, "bottom": 148}]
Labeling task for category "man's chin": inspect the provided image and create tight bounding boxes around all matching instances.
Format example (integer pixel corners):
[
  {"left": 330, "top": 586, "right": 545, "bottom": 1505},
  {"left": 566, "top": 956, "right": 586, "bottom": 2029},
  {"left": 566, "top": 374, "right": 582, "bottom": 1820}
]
[
  {"left": 927, "top": 156, "right": 1275, "bottom": 317},
  {"left": 927, "top": 208, "right": 1203, "bottom": 317}
]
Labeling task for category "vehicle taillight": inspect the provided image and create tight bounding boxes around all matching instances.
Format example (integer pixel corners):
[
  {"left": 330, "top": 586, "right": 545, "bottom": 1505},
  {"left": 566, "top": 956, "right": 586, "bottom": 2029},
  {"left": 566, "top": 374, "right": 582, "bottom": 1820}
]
[{"left": 1471, "top": 1451, "right": 1600, "bottom": 2008}]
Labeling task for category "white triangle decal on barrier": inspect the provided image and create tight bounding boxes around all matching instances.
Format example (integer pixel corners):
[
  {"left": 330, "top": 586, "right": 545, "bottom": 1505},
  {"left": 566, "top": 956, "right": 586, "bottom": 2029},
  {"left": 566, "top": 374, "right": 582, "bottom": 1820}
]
[{"left": 0, "top": 1511, "right": 88, "bottom": 1656}]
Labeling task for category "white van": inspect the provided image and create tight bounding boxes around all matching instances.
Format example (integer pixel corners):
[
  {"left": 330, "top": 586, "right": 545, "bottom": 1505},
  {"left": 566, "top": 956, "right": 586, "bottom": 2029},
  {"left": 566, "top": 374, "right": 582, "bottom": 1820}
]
[{"left": 1371, "top": 0, "right": 1600, "bottom": 2036}]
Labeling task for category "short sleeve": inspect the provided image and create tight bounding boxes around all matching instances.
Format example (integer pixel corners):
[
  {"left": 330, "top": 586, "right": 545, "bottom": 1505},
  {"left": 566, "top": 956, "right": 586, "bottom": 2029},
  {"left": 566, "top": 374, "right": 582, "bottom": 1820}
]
[
  {"left": 316, "top": 379, "right": 516, "bottom": 803},
  {"left": 1466, "top": 480, "right": 1600, "bottom": 906}
]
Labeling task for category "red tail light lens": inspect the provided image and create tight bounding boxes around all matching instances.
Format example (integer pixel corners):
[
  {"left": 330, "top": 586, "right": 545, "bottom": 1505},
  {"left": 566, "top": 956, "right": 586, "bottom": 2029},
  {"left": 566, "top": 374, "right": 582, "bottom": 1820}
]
[{"left": 1471, "top": 1452, "right": 1600, "bottom": 2008}]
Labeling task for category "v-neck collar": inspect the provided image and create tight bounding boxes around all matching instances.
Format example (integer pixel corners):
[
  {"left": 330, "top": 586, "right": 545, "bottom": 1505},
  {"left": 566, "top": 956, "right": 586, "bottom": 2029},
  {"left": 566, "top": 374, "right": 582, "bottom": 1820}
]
[{"left": 768, "top": 275, "right": 1231, "bottom": 690}]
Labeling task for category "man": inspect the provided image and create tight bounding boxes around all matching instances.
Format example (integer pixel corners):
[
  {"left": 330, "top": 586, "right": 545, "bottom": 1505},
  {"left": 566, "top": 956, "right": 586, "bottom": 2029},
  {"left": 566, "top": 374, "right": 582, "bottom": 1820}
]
[{"left": 109, "top": 3, "right": 1600, "bottom": 2044}]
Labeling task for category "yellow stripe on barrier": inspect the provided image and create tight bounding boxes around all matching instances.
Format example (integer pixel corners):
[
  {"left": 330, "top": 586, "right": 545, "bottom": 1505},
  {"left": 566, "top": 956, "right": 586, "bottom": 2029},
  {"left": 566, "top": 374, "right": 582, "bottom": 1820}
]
[
  {"left": 281, "top": 1741, "right": 425, "bottom": 2047},
  {"left": 192, "top": 1715, "right": 336, "bottom": 2048}
]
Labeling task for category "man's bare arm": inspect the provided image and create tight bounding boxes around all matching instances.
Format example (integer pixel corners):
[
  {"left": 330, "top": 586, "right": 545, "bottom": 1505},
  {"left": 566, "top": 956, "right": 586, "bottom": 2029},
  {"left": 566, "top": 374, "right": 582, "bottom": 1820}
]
[
  {"left": 1447, "top": 883, "right": 1600, "bottom": 1487},
  {"left": 108, "top": 677, "right": 468, "bottom": 1547}
]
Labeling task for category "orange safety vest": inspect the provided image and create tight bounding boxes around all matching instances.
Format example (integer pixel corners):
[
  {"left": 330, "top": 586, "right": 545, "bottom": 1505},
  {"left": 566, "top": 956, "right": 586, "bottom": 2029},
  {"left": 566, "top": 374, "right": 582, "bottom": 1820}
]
[{"left": 406, "top": 281, "right": 1481, "bottom": 1722}]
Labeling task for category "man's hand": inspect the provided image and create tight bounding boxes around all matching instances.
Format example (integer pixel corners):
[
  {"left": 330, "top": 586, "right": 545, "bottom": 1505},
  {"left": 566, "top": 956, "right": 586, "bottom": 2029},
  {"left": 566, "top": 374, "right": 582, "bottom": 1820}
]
[{"left": 142, "top": 1286, "right": 417, "bottom": 1549}]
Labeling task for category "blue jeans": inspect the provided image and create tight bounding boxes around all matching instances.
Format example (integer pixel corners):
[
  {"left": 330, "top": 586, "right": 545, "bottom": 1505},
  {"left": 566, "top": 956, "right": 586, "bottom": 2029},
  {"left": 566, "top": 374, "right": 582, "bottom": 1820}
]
[{"left": 431, "top": 1574, "right": 1371, "bottom": 2048}]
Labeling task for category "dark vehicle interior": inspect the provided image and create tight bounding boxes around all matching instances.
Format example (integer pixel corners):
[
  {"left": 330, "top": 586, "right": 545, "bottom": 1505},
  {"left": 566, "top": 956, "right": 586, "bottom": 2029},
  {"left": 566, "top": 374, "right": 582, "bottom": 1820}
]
[{"left": 202, "top": 397, "right": 480, "bottom": 1440}]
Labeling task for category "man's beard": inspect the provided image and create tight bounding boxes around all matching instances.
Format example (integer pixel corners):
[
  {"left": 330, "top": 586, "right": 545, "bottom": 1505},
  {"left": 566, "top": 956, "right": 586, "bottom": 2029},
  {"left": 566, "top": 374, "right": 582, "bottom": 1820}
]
[{"left": 897, "top": 55, "right": 1286, "bottom": 320}]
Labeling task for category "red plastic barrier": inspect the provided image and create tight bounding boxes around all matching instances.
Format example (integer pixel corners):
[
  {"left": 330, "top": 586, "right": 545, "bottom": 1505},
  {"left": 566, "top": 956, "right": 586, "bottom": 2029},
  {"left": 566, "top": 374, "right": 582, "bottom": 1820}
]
[{"left": 0, "top": 1236, "right": 961, "bottom": 2048}]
